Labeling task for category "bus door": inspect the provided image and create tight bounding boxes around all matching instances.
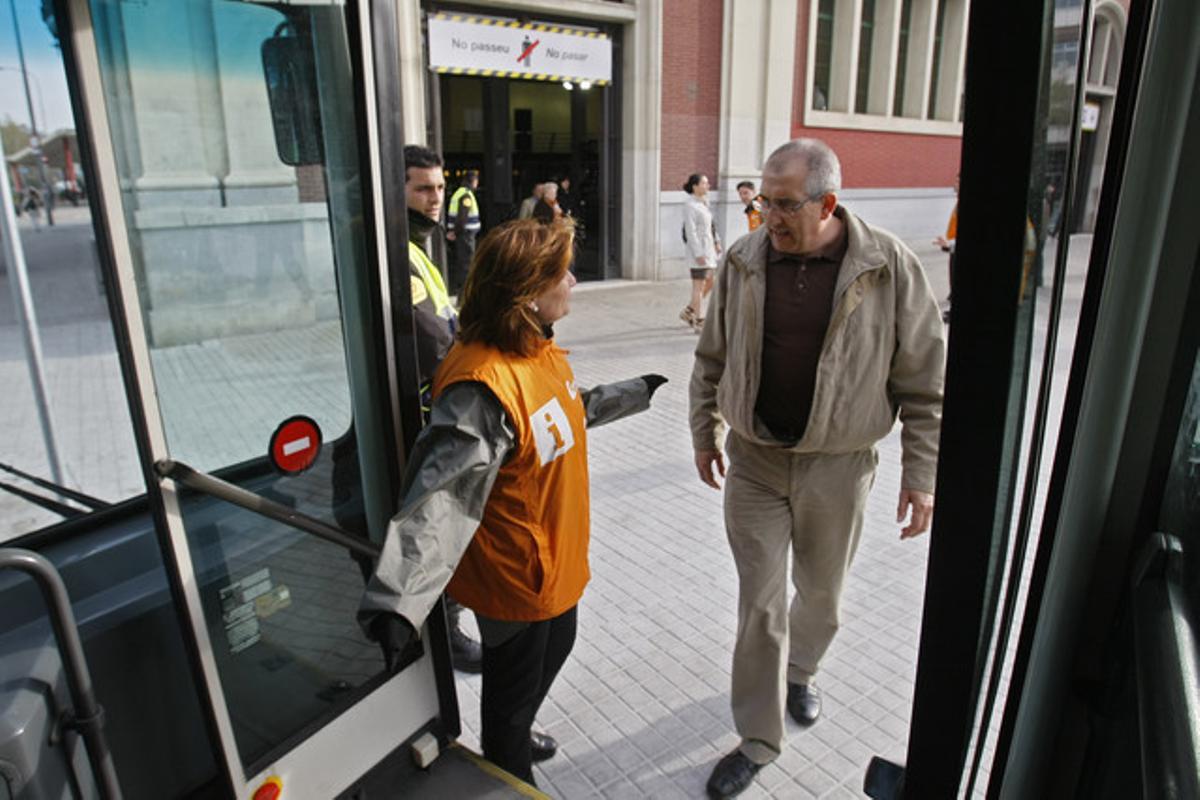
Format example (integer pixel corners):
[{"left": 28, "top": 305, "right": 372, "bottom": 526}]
[
  {"left": 56, "top": 0, "right": 458, "bottom": 795},
  {"left": 879, "top": 0, "right": 1200, "bottom": 796}
]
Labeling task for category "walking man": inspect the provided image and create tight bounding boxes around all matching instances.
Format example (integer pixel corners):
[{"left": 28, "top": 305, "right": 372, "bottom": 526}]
[
  {"left": 736, "top": 180, "right": 764, "bottom": 232},
  {"left": 689, "top": 138, "right": 945, "bottom": 799},
  {"left": 446, "top": 169, "right": 481, "bottom": 292}
]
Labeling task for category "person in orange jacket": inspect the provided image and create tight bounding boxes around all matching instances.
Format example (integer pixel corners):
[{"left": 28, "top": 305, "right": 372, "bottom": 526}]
[
  {"left": 359, "top": 218, "right": 666, "bottom": 785},
  {"left": 934, "top": 174, "right": 959, "bottom": 323}
]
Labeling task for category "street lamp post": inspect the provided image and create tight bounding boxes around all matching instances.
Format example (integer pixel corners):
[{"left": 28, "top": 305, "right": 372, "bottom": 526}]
[
  {"left": 7, "top": 0, "right": 54, "bottom": 226},
  {"left": 0, "top": 66, "right": 48, "bottom": 141},
  {"left": 0, "top": 132, "right": 63, "bottom": 485}
]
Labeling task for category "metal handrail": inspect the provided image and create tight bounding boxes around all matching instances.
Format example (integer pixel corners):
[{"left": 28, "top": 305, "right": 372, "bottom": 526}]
[
  {"left": 0, "top": 548, "right": 123, "bottom": 800},
  {"left": 154, "top": 459, "right": 380, "bottom": 560},
  {"left": 1132, "top": 532, "right": 1200, "bottom": 800}
]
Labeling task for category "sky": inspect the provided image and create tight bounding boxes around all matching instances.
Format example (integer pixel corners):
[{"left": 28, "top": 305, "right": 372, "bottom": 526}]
[{"left": 0, "top": 0, "right": 75, "bottom": 138}]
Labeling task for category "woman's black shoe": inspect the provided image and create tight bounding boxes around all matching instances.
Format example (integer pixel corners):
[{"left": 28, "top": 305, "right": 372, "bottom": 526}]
[
  {"left": 530, "top": 731, "right": 558, "bottom": 762},
  {"left": 449, "top": 625, "right": 482, "bottom": 673}
]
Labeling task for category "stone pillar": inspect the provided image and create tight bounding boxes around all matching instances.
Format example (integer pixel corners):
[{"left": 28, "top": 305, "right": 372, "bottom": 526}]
[
  {"left": 716, "top": 0, "right": 798, "bottom": 242},
  {"left": 212, "top": 1, "right": 298, "bottom": 205},
  {"left": 623, "top": 0, "right": 663, "bottom": 280},
  {"left": 114, "top": 0, "right": 222, "bottom": 208}
]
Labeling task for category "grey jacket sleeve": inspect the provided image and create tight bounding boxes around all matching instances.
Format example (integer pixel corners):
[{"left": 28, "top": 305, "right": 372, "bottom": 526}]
[
  {"left": 359, "top": 381, "right": 515, "bottom": 633},
  {"left": 889, "top": 248, "right": 946, "bottom": 494},
  {"left": 581, "top": 377, "right": 653, "bottom": 428}
]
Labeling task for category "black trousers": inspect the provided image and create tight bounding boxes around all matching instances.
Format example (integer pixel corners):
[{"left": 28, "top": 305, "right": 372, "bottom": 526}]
[
  {"left": 480, "top": 606, "right": 578, "bottom": 783},
  {"left": 450, "top": 230, "right": 476, "bottom": 293}
]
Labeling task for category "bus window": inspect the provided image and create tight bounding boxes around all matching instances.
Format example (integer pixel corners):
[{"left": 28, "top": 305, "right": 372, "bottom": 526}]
[
  {"left": 0, "top": 16, "right": 142, "bottom": 544},
  {"left": 86, "top": 1, "right": 355, "bottom": 475},
  {"left": 1159, "top": 350, "right": 1200, "bottom": 597},
  {"left": 79, "top": 0, "right": 407, "bottom": 775}
]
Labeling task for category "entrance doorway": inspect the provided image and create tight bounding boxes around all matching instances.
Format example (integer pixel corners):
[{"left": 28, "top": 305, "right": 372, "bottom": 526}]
[{"left": 438, "top": 74, "right": 616, "bottom": 284}]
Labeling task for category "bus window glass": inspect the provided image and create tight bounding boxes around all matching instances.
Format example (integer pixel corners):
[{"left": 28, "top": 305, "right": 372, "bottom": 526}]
[
  {"left": 960, "top": 1, "right": 1127, "bottom": 792},
  {"left": 85, "top": 0, "right": 387, "bottom": 771},
  {"left": 1, "top": 5, "right": 142, "bottom": 542},
  {"left": 88, "top": 0, "right": 353, "bottom": 474},
  {"left": 1159, "top": 350, "right": 1200, "bottom": 598}
]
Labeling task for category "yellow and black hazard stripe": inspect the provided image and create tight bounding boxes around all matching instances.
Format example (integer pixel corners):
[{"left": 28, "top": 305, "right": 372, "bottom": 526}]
[
  {"left": 431, "top": 65, "right": 610, "bottom": 85},
  {"left": 433, "top": 12, "right": 609, "bottom": 39}
]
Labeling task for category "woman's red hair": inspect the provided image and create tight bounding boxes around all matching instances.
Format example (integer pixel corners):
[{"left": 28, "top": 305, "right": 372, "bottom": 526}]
[{"left": 457, "top": 217, "right": 576, "bottom": 356}]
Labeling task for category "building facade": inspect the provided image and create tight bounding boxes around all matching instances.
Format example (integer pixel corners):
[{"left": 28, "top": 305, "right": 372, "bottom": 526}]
[{"left": 408, "top": 0, "right": 971, "bottom": 280}]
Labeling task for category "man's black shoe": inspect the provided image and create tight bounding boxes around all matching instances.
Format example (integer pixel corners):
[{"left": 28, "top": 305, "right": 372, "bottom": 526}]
[
  {"left": 530, "top": 730, "right": 558, "bottom": 762},
  {"left": 706, "top": 750, "right": 763, "bottom": 799},
  {"left": 786, "top": 682, "right": 821, "bottom": 726},
  {"left": 449, "top": 625, "right": 483, "bottom": 673}
]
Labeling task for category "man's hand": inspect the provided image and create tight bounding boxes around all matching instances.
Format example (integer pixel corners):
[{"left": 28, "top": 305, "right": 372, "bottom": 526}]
[
  {"left": 694, "top": 449, "right": 726, "bottom": 490},
  {"left": 369, "top": 613, "right": 417, "bottom": 674},
  {"left": 897, "top": 489, "right": 934, "bottom": 539},
  {"left": 446, "top": 230, "right": 457, "bottom": 241},
  {"left": 695, "top": 256, "right": 707, "bottom": 267}
]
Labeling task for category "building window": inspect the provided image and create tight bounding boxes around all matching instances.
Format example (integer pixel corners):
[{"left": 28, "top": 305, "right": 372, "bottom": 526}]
[
  {"left": 893, "top": 0, "right": 913, "bottom": 116},
  {"left": 855, "top": 0, "right": 876, "bottom": 113},
  {"left": 807, "top": 0, "right": 968, "bottom": 135},
  {"left": 927, "top": 0, "right": 947, "bottom": 118},
  {"left": 813, "top": 0, "right": 836, "bottom": 110}
]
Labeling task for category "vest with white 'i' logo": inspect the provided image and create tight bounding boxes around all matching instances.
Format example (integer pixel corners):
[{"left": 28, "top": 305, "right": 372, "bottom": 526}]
[{"left": 433, "top": 337, "right": 590, "bottom": 621}]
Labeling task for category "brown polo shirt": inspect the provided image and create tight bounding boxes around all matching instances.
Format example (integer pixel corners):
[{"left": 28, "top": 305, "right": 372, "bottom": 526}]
[{"left": 755, "top": 231, "right": 848, "bottom": 443}]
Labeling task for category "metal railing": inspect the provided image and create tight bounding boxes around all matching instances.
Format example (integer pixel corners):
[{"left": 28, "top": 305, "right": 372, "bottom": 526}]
[
  {"left": 0, "top": 548, "right": 123, "bottom": 800},
  {"left": 1131, "top": 532, "right": 1200, "bottom": 800}
]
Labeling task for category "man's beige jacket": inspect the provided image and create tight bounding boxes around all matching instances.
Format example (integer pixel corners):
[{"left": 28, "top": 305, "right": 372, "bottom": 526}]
[{"left": 689, "top": 206, "right": 946, "bottom": 493}]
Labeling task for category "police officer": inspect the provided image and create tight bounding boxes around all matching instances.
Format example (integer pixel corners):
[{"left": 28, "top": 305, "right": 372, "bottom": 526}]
[
  {"left": 400, "top": 145, "right": 483, "bottom": 673},
  {"left": 445, "top": 169, "right": 481, "bottom": 293}
]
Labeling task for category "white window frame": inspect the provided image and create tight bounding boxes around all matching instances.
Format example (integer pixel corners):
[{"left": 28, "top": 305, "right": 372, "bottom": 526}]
[{"left": 804, "top": 0, "right": 967, "bottom": 136}]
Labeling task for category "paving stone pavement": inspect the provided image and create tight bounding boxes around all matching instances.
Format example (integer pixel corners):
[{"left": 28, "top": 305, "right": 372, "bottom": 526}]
[
  {"left": 3, "top": 217, "right": 1089, "bottom": 797},
  {"left": 439, "top": 278, "right": 928, "bottom": 799}
]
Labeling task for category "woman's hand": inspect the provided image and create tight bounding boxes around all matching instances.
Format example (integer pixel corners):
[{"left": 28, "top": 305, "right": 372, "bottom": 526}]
[{"left": 370, "top": 613, "right": 417, "bottom": 674}]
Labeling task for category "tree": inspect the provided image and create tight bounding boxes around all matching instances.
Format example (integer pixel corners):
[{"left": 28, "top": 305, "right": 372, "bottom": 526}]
[{"left": 1, "top": 116, "right": 33, "bottom": 157}]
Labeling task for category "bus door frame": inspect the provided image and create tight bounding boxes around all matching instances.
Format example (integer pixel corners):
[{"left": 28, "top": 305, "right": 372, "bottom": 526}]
[{"left": 54, "top": 0, "right": 450, "bottom": 795}]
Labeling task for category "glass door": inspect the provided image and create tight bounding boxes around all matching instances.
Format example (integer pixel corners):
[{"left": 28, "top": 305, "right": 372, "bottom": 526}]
[{"left": 60, "top": 0, "right": 446, "bottom": 795}]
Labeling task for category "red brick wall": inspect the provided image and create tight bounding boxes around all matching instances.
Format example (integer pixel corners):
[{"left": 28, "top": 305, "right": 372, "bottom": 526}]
[
  {"left": 790, "top": 0, "right": 961, "bottom": 188},
  {"left": 661, "top": 0, "right": 723, "bottom": 191}
]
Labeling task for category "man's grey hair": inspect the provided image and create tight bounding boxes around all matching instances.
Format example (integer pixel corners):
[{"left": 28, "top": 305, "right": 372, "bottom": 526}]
[{"left": 764, "top": 138, "right": 842, "bottom": 198}]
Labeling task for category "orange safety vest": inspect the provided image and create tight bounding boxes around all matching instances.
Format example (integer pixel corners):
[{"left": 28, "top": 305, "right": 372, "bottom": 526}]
[
  {"left": 746, "top": 204, "right": 764, "bottom": 231},
  {"left": 946, "top": 204, "right": 958, "bottom": 240},
  {"left": 434, "top": 337, "right": 591, "bottom": 621}
]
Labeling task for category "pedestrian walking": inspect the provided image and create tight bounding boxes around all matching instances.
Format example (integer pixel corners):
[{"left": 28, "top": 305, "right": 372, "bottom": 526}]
[
  {"left": 736, "top": 180, "right": 764, "bottom": 233},
  {"left": 690, "top": 138, "right": 945, "bottom": 799},
  {"left": 532, "top": 182, "right": 563, "bottom": 223},
  {"left": 23, "top": 186, "right": 43, "bottom": 231},
  {"left": 934, "top": 173, "right": 959, "bottom": 323},
  {"left": 680, "top": 173, "right": 721, "bottom": 333}
]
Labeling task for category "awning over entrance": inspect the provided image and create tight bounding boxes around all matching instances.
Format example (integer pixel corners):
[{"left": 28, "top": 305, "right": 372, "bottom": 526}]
[{"left": 427, "top": 13, "right": 612, "bottom": 86}]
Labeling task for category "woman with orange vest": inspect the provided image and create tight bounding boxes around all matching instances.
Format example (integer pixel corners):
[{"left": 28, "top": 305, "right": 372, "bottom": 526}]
[{"left": 360, "top": 217, "right": 667, "bottom": 785}]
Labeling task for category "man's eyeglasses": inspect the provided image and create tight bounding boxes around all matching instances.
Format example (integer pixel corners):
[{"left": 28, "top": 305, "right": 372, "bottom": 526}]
[{"left": 755, "top": 194, "right": 822, "bottom": 216}]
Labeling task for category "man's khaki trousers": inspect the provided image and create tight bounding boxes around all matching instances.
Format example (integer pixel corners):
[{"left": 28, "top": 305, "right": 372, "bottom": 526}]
[{"left": 723, "top": 431, "right": 876, "bottom": 764}]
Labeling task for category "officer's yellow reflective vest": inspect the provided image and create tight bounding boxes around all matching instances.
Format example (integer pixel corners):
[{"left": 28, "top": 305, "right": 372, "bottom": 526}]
[
  {"left": 408, "top": 240, "right": 455, "bottom": 322},
  {"left": 448, "top": 186, "right": 482, "bottom": 231}
]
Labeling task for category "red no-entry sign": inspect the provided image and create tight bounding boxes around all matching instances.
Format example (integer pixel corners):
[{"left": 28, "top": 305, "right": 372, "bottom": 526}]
[{"left": 269, "top": 416, "right": 323, "bottom": 475}]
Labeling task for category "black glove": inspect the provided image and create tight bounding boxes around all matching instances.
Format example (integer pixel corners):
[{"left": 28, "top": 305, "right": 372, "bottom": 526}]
[
  {"left": 641, "top": 374, "right": 668, "bottom": 399},
  {"left": 370, "top": 613, "right": 417, "bottom": 674}
]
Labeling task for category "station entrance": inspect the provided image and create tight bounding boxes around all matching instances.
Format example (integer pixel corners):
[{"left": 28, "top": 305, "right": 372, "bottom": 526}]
[{"left": 429, "top": 14, "right": 621, "bottom": 284}]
